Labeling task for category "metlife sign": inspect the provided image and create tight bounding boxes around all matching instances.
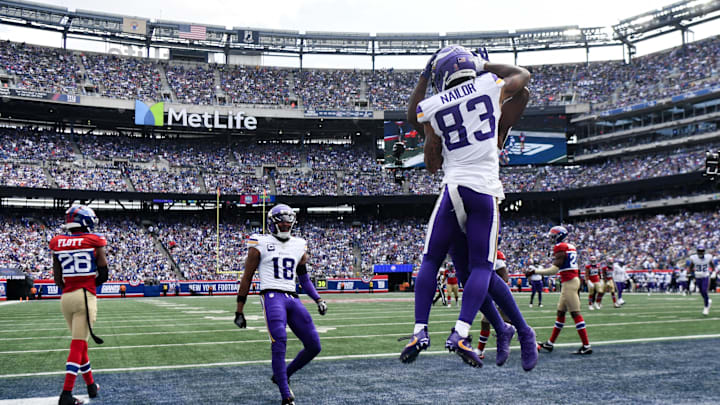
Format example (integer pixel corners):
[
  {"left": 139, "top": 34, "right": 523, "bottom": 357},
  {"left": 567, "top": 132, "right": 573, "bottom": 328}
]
[{"left": 135, "top": 100, "right": 257, "bottom": 130}]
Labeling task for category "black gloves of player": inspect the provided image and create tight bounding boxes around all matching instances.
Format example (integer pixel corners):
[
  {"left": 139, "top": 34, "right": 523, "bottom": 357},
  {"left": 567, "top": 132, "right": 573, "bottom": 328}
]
[
  {"left": 316, "top": 299, "right": 327, "bottom": 316},
  {"left": 234, "top": 312, "right": 247, "bottom": 328}
]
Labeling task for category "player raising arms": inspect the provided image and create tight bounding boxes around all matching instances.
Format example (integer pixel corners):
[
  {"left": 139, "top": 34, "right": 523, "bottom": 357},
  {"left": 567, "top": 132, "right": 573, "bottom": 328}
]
[
  {"left": 234, "top": 204, "right": 327, "bottom": 405},
  {"left": 688, "top": 244, "right": 716, "bottom": 315},
  {"left": 529, "top": 226, "right": 592, "bottom": 355},
  {"left": 50, "top": 206, "right": 107, "bottom": 405},
  {"left": 399, "top": 45, "right": 537, "bottom": 371}
]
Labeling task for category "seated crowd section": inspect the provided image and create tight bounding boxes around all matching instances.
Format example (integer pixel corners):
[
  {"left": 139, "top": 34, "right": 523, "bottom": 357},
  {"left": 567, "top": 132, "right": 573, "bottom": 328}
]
[
  {"left": 3, "top": 209, "right": 717, "bottom": 282},
  {"left": 1, "top": 35, "right": 719, "bottom": 111},
  {"left": 0, "top": 127, "right": 711, "bottom": 195}
]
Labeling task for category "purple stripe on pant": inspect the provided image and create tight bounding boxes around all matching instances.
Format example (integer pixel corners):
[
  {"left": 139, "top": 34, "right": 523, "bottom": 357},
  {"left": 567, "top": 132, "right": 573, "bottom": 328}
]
[
  {"left": 530, "top": 279, "right": 543, "bottom": 304},
  {"left": 262, "top": 291, "right": 321, "bottom": 400}
]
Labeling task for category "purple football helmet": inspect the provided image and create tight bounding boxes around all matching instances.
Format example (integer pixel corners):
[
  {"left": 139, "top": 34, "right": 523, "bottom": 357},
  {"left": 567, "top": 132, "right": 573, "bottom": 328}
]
[
  {"left": 64, "top": 205, "right": 99, "bottom": 230},
  {"left": 267, "top": 204, "right": 296, "bottom": 239},
  {"left": 431, "top": 45, "right": 479, "bottom": 93}
]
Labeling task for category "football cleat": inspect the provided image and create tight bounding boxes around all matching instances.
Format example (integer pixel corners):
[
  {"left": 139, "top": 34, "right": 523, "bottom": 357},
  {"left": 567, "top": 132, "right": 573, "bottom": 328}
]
[
  {"left": 614, "top": 302, "right": 621, "bottom": 308},
  {"left": 588, "top": 305, "right": 594, "bottom": 311},
  {"left": 281, "top": 397, "right": 296, "bottom": 405},
  {"left": 539, "top": 304, "right": 543, "bottom": 308},
  {"left": 58, "top": 392, "right": 83, "bottom": 405},
  {"left": 445, "top": 328, "right": 482, "bottom": 368},
  {"left": 495, "top": 323, "right": 516, "bottom": 367},
  {"left": 595, "top": 303, "right": 602, "bottom": 310},
  {"left": 538, "top": 341, "right": 554, "bottom": 352},
  {"left": 473, "top": 348, "right": 485, "bottom": 360},
  {"left": 87, "top": 383, "right": 99, "bottom": 398},
  {"left": 573, "top": 345, "right": 593, "bottom": 355},
  {"left": 529, "top": 303, "right": 533, "bottom": 308},
  {"left": 399, "top": 326, "right": 430, "bottom": 363},
  {"left": 703, "top": 306, "right": 709, "bottom": 316},
  {"left": 518, "top": 327, "right": 538, "bottom": 371}
]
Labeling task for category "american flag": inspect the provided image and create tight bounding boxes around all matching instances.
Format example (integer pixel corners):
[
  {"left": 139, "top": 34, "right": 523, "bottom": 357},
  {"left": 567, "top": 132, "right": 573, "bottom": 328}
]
[{"left": 178, "top": 24, "right": 206, "bottom": 40}]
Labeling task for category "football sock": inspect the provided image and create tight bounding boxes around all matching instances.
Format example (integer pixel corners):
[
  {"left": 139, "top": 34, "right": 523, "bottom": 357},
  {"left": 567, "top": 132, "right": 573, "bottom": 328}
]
[
  {"left": 286, "top": 330, "right": 321, "bottom": 379},
  {"left": 549, "top": 315, "right": 565, "bottom": 344},
  {"left": 271, "top": 339, "right": 292, "bottom": 399},
  {"left": 487, "top": 272, "right": 530, "bottom": 332},
  {"left": 79, "top": 340, "right": 93, "bottom": 385},
  {"left": 457, "top": 268, "right": 491, "bottom": 326},
  {"left": 479, "top": 297, "right": 505, "bottom": 333},
  {"left": 413, "top": 323, "right": 427, "bottom": 335},
  {"left": 63, "top": 339, "right": 84, "bottom": 392},
  {"left": 477, "top": 330, "right": 491, "bottom": 350},
  {"left": 596, "top": 293, "right": 604, "bottom": 304},
  {"left": 611, "top": 293, "right": 617, "bottom": 304},
  {"left": 414, "top": 255, "right": 443, "bottom": 325},
  {"left": 454, "top": 320, "right": 471, "bottom": 338},
  {"left": 589, "top": 293, "right": 595, "bottom": 305},
  {"left": 573, "top": 314, "right": 590, "bottom": 346}
]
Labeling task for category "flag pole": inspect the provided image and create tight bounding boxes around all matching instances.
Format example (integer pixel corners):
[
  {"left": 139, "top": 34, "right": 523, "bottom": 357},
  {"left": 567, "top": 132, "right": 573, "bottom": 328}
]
[{"left": 216, "top": 187, "right": 220, "bottom": 274}]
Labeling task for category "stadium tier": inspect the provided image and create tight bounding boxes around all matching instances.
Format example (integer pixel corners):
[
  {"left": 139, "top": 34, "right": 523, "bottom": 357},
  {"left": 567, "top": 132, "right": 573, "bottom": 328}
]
[{"left": 1, "top": 36, "right": 719, "bottom": 111}]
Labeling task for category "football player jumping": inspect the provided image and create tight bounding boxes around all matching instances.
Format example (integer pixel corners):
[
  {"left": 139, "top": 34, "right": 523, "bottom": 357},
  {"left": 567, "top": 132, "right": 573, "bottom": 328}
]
[
  {"left": 234, "top": 204, "right": 327, "bottom": 405},
  {"left": 50, "top": 206, "right": 107, "bottom": 405},
  {"left": 688, "top": 244, "right": 716, "bottom": 315},
  {"left": 530, "top": 226, "right": 593, "bottom": 355},
  {"left": 399, "top": 45, "right": 537, "bottom": 371}
]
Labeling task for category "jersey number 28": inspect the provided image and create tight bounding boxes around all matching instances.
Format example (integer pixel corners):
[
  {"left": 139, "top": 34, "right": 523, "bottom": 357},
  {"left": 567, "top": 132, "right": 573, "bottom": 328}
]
[{"left": 57, "top": 251, "right": 94, "bottom": 275}]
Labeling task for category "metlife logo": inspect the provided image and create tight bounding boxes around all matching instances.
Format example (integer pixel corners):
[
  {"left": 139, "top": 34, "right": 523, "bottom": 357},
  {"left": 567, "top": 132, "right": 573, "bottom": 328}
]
[{"left": 134, "top": 100, "right": 257, "bottom": 130}]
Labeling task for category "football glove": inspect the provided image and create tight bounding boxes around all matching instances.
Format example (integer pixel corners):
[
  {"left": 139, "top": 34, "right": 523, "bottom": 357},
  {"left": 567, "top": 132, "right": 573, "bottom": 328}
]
[
  {"left": 420, "top": 50, "right": 440, "bottom": 79},
  {"left": 234, "top": 312, "right": 247, "bottom": 329},
  {"left": 316, "top": 299, "right": 327, "bottom": 316}
]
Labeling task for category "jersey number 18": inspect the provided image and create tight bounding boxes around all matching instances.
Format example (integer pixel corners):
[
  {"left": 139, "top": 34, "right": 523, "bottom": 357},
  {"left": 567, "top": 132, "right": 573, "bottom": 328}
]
[{"left": 272, "top": 257, "right": 296, "bottom": 280}]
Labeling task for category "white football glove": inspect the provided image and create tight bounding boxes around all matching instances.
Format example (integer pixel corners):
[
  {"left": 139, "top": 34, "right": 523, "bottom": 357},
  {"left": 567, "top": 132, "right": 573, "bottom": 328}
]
[{"left": 317, "top": 299, "right": 327, "bottom": 316}]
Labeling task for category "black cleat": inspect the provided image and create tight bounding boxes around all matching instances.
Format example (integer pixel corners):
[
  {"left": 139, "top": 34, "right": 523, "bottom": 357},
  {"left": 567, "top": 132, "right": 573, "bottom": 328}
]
[
  {"left": 281, "top": 397, "right": 296, "bottom": 405},
  {"left": 87, "top": 382, "right": 99, "bottom": 398},
  {"left": 538, "top": 341, "right": 554, "bottom": 352},
  {"left": 573, "top": 345, "right": 593, "bottom": 355},
  {"left": 58, "top": 391, "right": 83, "bottom": 405}
]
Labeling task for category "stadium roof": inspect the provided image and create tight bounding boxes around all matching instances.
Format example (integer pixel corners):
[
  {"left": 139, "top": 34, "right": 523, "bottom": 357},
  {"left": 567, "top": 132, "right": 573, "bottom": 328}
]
[{"left": 1, "top": 0, "right": 718, "bottom": 56}]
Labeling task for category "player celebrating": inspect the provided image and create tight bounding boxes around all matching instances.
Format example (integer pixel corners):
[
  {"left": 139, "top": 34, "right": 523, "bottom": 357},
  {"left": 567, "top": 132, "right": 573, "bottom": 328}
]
[
  {"left": 50, "top": 206, "right": 107, "bottom": 405},
  {"left": 688, "top": 244, "right": 716, "bottom": 315},
  {"left": 234, "top": 204, "right": 327, "bottom": 405},
  {"left": 399, "top": 45, "right": 537, "bottom": 371},
  {"left": 445, "top": 262, "right": 460, "bottom": 307},
  {"left": 585, "top": 256, "right": 602, "bottom": 310},
  {"left": 530, "top": 226, "right": 592, "bottom": 355}
]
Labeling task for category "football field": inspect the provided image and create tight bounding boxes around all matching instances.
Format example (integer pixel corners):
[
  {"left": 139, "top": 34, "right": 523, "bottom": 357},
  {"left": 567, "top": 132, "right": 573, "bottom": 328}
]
[{"left": 1, "top": 292, "right": 719, "bottom": 404}]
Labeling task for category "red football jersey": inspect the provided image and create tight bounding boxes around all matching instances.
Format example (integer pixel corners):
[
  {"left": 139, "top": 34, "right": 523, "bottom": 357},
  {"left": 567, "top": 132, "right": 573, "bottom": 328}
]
[
  {"left": 585, "top": 264, "right": 601, "bottom": 283},
  {"left": 601, "top": 265, "right": 613, "bottom": 280},
  {"left": 445, "top": 267, "right": 458, "bottom": 285},
  {"left": 553, "top": 242, "right": 579, "bottom": 282},
  {"left": 49, "top": 233, "right": 107, "bottom": 295}
]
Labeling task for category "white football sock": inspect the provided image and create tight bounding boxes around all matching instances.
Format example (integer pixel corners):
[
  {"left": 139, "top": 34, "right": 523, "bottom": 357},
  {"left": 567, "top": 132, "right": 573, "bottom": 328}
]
[
  {"left": 454, "top": 320, "right": 471, "bottom": 338},
  {"left": 414, "top": 323, "right": 427, "bottom": 335}
]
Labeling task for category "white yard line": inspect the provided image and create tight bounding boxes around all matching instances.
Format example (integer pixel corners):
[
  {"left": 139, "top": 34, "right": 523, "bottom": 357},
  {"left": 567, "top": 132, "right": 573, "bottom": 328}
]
[
  {"left": 0, "top": 395, "right": 90, "bottom": 404},
  {"left": 2, "top": 317, "right": 719, "bottom": 351},
  {"left": 1, "top": 333, "right": 720, "bottom": 379}
]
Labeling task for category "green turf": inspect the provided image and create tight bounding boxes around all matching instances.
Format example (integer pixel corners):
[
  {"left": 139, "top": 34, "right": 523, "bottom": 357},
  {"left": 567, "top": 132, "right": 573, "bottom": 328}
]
[{"left": 1, "top": 292, "right": 718, "bottom": 377}]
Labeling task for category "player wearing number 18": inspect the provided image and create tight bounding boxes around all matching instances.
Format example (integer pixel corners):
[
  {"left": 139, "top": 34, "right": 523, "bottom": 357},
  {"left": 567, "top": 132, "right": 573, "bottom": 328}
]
[
  {"left": 49, "top": 205, "right": 107, "bottom": 405},
  {"left": 234, "top": 204, "right": 327, "bottom": 405}
]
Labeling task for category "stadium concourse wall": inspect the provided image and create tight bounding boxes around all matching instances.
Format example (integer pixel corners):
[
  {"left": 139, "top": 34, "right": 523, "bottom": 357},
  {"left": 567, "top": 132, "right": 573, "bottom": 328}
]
[{"left": 0, "top": 276, "right": 389, "bottom": 300}]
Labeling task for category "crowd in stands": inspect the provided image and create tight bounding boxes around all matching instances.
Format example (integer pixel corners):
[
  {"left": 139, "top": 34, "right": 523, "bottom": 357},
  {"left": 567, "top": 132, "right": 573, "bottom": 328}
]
[
  {"left": 166, "top": 64, "right": 216, "bottom": 105},
  {"left": 0, "top": 163, "right": 48, "bottom": 188},
  {"left": 0, "top": 41, "right": 80, "bottom": 95},
  {"left": 80, "top": 53, "right": 162, "bottom": 101},
  {"left": 204, "top": 169, "right": 269, "bottom": 195},
  {"left": 218, "top": 65, "right": 292, "bottom": 106},
  {"left": 6, "top": 207, "right": 716, "bottom": 282},
  {"left": 0, "top": 127, "right": 75, "bottom": 161},
  {"left": 129, "top": 168, "right": 202, "bottom": 194},
  {"left": 1, "top": 35, "right": 719, "bottom": 111},
  {"left": 275, "top": 169, "right": 339, "bottom": 196},
  {"left": 76, "top": 135, "right": 158, "bottom": 163},
  {"left": 1, "top": 214, "right": 172, "bottom": 282},
  {"left": 50, "top": 165, "right": 128, "bottom": 192}
]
